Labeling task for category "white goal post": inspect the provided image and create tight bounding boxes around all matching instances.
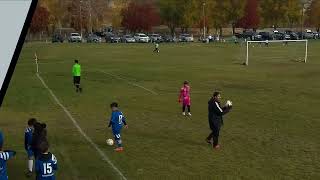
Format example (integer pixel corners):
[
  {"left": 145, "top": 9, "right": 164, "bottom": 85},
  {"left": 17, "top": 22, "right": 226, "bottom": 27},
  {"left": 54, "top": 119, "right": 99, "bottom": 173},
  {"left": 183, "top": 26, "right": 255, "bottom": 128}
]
[{"left": 245, "top": 40, "right": 308, "bottom": 66}]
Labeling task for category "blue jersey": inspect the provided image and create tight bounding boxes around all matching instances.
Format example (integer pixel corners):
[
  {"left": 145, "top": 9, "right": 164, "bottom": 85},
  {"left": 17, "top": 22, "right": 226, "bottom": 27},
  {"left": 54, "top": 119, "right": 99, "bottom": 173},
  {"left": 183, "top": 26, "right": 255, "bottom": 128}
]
[
  {"left": 24, "top": 127, "right": 33, "bottom": 150},
  {"left": 0, "top": 151, "right": 16, "bottom": 180},
  {"left": 35, "top": 153, "right": 57, "bottom": 180},
  {"left": 108, "top": 110, "right": 127, "bottom": 131}
]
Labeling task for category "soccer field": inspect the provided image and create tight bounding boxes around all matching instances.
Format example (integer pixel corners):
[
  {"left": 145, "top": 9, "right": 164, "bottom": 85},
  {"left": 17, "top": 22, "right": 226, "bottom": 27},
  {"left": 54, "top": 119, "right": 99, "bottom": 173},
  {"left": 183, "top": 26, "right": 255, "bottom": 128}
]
[{"left": 1, "top": 42, "right": 320, "bottom": 179}]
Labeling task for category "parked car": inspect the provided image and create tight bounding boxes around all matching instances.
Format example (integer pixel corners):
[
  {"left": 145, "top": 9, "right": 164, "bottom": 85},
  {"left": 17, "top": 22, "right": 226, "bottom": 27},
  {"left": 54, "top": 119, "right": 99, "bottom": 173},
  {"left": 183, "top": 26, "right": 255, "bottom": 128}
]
[
  {"left": 134, "top": 33, "right": 150, "bottom": 43},
  {"left": 149, "top": 33, "right": 163, "bottom": 43},
  {"left": 272, "top": 31, "right": 285, "bottom": 40},
  {"left": 121, "top": 34, "right": 136, "bottom": 43},
  {"left": 179, "top": 34, "right": 194, "bottom": 42},
  {"left": 304, "top": 29, "right": 317, "bottom": 39},
  {"left": 105, "top": 34, "right": 121, "bottom": 43},
  {"left": 253, "top": 33, "right": 262, "bottom": 41},
  {"left": 68, "top": 33, "right": 82, "bottom": 42},
  {"left": 163, "top": 35, "right": 176, "bottom": 42},
  {"left": 52, "top": 34, "right": 64, "bottom": 43},
  {"left": 283, "top": 30, "right": 298, "bottom": 40},
  {"left": 258, "top": 32, "right": 273, "bottom": 40},
  {"left": 241, "top": 30, "right": 256, "bottom": 40},
  {"left": 314, "top": 31, "right": 320, "bottom": 39},
  {"left": 87, "top": 34, "right": 102, "bottom": 43}
]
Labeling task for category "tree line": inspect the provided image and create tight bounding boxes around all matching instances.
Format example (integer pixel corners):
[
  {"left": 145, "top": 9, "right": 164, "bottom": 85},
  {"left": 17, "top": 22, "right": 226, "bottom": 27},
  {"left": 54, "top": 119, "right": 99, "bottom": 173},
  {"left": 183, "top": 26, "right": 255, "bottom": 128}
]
[{"left": 30, "top": 0, "right": 320, "bottom": 36}]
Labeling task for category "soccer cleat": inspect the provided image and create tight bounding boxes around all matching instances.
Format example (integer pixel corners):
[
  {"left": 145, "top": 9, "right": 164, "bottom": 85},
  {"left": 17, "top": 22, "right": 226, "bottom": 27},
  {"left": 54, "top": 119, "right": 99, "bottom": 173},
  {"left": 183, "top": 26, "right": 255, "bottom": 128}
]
[
  {"left": 206, "top": 139, "right": 212, "bottom": 144},
  {"left": 187, "top": 112, "right": 192, "bottom": 116},
  {"left": 25, "top": 171, "right": 32, "bottom": 178},
  {"left": 114, "top": 147, "right": 124, "bottom": 152},
  {"left": 182, "top": 112, "right": 186, "bottom": 116},
  {"left": 214, "top": 144, "right": 221, "bottom": 150}
]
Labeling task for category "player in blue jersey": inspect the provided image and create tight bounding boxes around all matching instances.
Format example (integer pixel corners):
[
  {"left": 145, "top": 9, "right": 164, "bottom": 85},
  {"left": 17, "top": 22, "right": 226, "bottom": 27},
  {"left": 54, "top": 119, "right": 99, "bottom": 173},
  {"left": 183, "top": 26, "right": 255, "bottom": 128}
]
[
  {"left": 35, "top": 141, "right": 57, "bottom": 180},
  {"left": 108, "top": 102, "right": 128, "bottom": 152},
  {"left": 0, "top": 131, "right": 16, "bottom": 180},
  {"left": 25, "top": 118, "right": 37, "bottom": 177}
]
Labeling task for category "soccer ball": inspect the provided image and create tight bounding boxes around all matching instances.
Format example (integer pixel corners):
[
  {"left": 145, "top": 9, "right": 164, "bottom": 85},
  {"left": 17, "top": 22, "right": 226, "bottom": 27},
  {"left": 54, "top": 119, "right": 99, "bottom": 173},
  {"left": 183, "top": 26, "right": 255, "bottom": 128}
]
[
  {"left": 106, "top": 139, "right": 114, "bottom": 146},
  {"left": 226, "top": 100, "right": 233, "bottom": 106}
]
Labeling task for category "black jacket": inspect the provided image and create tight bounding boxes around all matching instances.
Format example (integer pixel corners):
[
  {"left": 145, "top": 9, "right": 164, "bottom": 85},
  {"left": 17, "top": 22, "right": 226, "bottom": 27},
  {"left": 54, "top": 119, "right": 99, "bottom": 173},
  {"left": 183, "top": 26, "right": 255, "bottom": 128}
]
[{"left": 208, "top": 98, "right": 232, "bottom": 128}]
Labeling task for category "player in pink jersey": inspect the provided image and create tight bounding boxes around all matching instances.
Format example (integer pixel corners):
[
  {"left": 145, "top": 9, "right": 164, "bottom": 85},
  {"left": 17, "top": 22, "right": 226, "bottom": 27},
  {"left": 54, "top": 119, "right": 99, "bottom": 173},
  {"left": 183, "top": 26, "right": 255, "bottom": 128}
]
[{"left": 179, "top": 81, "right": 191, "bottom": 116}]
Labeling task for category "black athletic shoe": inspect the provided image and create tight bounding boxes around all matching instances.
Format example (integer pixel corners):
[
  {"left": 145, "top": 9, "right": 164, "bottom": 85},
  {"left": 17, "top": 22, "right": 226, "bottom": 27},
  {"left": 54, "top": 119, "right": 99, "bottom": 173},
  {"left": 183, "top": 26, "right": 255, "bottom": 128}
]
[{"left": 25, "top": 171, "right": 32, "bottom": 178}]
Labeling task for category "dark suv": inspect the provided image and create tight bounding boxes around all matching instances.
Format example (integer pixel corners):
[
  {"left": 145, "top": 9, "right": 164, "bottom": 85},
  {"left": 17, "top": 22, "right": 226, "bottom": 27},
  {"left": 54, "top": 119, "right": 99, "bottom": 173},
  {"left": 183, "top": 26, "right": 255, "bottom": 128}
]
[{"left": 52, "top": 34, "right": 64, "bottom": 43}]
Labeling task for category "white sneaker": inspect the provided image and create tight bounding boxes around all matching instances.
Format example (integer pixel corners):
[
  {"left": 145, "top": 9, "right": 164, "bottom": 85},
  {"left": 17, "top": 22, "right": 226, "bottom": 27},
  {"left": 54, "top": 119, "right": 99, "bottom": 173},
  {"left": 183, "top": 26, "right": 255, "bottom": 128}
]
[
  {"left": 187, "top": 112, "right": 192, "bottom": 116},
  {"left": 182, "top": 112, "right": 186, "bottom": 116}
]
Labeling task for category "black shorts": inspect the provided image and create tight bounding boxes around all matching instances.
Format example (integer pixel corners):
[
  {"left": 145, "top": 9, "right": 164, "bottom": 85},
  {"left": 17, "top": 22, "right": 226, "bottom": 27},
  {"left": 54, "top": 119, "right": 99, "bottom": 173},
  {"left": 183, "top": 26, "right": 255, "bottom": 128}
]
[{"left": 73, "top": 76, "right": 80, "bottom": 85}]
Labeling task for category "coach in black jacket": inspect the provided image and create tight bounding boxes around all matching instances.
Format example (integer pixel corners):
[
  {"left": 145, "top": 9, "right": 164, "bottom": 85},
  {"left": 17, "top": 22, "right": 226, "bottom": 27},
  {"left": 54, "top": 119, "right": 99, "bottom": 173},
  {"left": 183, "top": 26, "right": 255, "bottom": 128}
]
[{"left": 206, "top": 91, "right": 232, "bottom": 149}]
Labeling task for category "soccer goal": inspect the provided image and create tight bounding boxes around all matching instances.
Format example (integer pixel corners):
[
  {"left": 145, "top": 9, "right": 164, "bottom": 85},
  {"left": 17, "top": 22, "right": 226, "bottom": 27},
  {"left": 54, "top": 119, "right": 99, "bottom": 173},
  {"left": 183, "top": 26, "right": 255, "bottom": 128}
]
[{"left": 244, "top": 40, "right": 308, "bottom": 66}]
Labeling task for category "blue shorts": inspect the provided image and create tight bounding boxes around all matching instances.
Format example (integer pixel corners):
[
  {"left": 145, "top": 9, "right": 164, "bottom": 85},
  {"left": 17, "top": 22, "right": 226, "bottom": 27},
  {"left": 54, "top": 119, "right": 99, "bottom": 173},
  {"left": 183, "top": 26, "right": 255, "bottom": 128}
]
[
  {"left": 112, "top": 129, "right": 121, "bottom": 140},
  {"left": 26, "top": 149, "right": 34, "bottom": 158}
]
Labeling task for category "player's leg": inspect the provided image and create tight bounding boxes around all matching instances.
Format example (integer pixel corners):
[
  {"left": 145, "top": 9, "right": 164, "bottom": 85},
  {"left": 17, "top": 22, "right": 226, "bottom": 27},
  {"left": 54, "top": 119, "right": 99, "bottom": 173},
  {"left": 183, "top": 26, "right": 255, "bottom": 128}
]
[
  {"left": 206, "top": 131, "right": 213, "bottom": 144},
  {"left": 187, "top": 105, "right": 191, "bottom": 116},
  {"left": 206, "top": 122, "right": 214, "bottom": 144},
  {"left": 113, "top": 130, "right": 123, "bottom": 152},
  {"left": 25, "top": 150, "right": 34, "bottom": 177},
  {"left": 73, "top": 76, "right": 77, "bottom": 89},
  {"left": 78, "top": 76, "right": 82, "bottom": 92},
  {"left": 212, "top": 125, "right": 221, "bottom": 149},
  {"left": 74, "top": 76, "right": 81, "bottom": 92},
  {"left": 182, "top": 105, "right": 186, "bottom": 115}
]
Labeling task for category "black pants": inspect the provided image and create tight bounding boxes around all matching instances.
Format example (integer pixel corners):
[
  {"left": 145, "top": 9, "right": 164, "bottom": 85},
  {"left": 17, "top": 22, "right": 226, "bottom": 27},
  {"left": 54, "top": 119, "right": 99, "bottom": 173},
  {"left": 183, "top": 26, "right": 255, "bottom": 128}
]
[
  {"left": 207, "top": 121, "right": 221, "bottom": 146},
  {"left": 73, "top": 76, "right": 81, "bottom": 85},
  {"left": 182, "top": 105, "right": 191, "bottom": 112}
]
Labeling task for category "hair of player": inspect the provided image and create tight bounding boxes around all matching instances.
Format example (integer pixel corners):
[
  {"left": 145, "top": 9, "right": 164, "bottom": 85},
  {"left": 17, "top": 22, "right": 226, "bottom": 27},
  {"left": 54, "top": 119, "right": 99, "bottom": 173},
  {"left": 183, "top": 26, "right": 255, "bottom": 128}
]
[
  {"left": 28, "top": 118, "right": 37, "bottom": 126},
  {"left": 39, "top": 140, "right": 49, "bottom": 153},
  {"left": 213, "top": 91, "right": 220, "bottom": 97},
  {"left": 110, "top": 102, "right": 118, "bottom": 108},
  {"left": 184, "top": 81, "right": 189, "bottom": 85},
  {"left": 75, "top": 60, "right": 79, "bottom": 63}
]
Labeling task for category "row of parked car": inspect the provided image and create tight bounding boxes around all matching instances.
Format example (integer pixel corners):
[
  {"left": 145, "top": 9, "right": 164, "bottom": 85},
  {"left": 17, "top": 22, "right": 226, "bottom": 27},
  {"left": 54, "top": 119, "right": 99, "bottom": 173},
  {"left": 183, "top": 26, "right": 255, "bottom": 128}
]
[
  {"left": 235, "top": 29, "right": 320, "bottom": 41},
  {"left": 52, "top": 32, "right": 195, "bottom": 43}
]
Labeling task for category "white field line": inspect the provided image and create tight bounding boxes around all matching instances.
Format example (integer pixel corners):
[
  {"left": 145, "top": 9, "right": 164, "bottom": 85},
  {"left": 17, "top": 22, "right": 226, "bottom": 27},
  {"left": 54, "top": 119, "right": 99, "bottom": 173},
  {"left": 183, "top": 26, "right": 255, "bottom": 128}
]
[
  {"left": 96, "top": 70, "right": 158, "bottom": 95},
  {"left": 36, "top": 73, "right": 127, "bottom": 180}
]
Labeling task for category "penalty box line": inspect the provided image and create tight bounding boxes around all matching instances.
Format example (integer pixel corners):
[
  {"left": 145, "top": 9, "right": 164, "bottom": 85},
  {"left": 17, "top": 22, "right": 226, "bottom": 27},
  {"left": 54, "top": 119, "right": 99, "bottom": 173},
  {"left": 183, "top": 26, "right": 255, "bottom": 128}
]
[
  {"left": 96, "top": 70, "right": 159, "bottom": 95},
  {"left": 36, "top": 73, "right": 127, "bottom": 180}
]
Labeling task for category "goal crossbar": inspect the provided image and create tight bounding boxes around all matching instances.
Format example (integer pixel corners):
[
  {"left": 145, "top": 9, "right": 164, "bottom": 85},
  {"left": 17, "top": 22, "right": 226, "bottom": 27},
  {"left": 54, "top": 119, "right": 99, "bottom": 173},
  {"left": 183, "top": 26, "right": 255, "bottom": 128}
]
[{"left": 245, "top": 40, "right": 308, "bottom": 66}]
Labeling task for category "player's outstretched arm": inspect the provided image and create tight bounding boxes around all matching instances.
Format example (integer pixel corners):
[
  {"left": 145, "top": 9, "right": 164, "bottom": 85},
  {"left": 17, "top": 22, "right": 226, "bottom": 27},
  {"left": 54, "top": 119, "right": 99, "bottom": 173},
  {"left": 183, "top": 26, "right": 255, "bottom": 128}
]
[
  {"left": 3, "top": 150, "right": 16, "bottom": 160},
  {"left": 122, "top": 116, "right": 128, "bottom": 129}
]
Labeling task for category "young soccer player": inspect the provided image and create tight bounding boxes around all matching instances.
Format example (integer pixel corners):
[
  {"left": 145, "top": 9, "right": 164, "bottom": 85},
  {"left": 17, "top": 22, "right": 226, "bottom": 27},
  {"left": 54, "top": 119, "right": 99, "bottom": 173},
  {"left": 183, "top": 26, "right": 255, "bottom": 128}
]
[
  {"left": 153, "top": 43, "right": 159, "bottom": 53},
  {"left": 179, "top": 81, "right": 191, "bottom": 116},
  {"left": 0, "top": 131, "right": 17, "bottom": 180},
  {"left": 72, "top": 60, "right": 82, "bottom": 93},
  {"left": 35, "top": 141, "right": 57, "bottom": 180},
  {"left": 25, "top": 118, "right": 37, "bottom": 177},
  {"left": 108, "top": 102, "right": 128, "bottom": 152}
]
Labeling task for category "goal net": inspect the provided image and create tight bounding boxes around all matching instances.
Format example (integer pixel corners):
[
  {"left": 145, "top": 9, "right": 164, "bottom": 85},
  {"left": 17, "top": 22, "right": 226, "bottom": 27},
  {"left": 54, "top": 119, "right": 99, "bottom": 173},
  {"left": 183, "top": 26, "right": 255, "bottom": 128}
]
[{"left": 237, "top": 40, "right": 308, "bottom": 66}]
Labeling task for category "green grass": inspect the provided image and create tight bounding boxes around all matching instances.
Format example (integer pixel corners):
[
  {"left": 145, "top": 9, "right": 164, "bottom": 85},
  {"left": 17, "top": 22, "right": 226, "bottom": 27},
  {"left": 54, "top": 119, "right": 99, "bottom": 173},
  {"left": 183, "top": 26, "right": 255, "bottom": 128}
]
[{"left": 1, "top": 41, "right": 320, "bottom": 179}]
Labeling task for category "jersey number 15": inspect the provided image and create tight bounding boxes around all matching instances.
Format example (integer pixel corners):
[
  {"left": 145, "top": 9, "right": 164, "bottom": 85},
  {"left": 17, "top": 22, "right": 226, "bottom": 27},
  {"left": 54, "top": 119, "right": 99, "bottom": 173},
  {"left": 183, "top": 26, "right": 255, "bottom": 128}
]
[{"left": 43, "top": 163, "right": 52, "bottom": 174}]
